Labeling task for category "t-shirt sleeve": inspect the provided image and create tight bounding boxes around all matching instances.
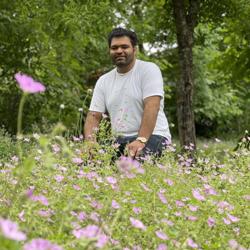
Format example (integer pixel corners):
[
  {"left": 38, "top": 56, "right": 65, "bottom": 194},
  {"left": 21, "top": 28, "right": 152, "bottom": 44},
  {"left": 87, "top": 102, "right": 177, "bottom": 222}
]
[
  {"left": 141, "top": 63, "right": 164, "bottom": 99},
  {"left": 89, "top": 78, "right": 106, "bottom": 113}
]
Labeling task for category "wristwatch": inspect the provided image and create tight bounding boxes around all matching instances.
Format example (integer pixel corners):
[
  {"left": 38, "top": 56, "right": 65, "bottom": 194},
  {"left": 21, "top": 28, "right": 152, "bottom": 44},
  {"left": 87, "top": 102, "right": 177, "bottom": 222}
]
[{"left": 136, "top": 137, "right": 148, "bottom": 144}]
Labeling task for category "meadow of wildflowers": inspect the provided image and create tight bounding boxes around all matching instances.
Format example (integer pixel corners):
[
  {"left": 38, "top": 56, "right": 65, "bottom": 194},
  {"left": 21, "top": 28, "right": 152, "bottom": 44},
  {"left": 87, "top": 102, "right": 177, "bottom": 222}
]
[
  {"left": 0, "top": 131, "right": 249, "bottom": 250},
  {"left": 0, "top": 74, "right": 249, "bottom": 249}
]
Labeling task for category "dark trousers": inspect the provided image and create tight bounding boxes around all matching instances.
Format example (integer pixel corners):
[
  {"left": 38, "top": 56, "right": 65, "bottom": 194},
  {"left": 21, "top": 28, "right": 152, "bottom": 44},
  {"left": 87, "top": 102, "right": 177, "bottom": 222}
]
[{"left": 115, "top": 134, "right": 170, "bottom": 158}]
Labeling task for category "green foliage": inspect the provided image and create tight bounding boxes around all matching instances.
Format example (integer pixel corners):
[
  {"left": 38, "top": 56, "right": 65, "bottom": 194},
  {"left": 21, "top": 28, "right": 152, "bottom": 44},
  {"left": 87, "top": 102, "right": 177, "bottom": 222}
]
[{"left": 0, "top": 127, "right": 16, "bottom": 160}]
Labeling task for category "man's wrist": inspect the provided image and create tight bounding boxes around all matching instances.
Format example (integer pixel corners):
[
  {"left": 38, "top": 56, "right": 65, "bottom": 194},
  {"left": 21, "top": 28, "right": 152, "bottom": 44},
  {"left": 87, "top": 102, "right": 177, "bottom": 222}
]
[{"left": 136, "top": 136, "right": 148, "bottom": 144}]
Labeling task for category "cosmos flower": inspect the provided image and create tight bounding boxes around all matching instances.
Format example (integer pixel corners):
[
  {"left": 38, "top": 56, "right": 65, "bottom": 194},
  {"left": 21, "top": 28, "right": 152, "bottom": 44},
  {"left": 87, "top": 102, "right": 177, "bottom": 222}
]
[
  {"left": 155, "top": 230, "right": 168, "bottom": 240},
  {"left": 129, "top": 217, "right": 146, "bottom": 231},
  {"left": 0, "top": 218, "right": 26, "bottom": 241},
  {"left": 192, "top": 189, "right": 205, "bottom": 201},
  {"left": 15, "top": 72, "right": 45, "bottom": 93},
  {"left": 23, "top": 238, "right": 63, "bottom": 250}
]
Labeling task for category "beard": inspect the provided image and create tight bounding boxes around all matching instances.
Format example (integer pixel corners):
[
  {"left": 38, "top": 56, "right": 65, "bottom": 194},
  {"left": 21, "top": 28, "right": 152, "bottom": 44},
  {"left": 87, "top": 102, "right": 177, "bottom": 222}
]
[{"left": 111, "top": 54, "right": 135, "bottom": 67}]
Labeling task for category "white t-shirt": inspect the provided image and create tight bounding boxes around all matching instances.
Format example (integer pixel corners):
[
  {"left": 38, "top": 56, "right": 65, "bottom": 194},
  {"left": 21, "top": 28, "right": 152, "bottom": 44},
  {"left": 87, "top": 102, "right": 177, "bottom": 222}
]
[{"left": 89, "top": 59, "right": 171, "bottom": 140}]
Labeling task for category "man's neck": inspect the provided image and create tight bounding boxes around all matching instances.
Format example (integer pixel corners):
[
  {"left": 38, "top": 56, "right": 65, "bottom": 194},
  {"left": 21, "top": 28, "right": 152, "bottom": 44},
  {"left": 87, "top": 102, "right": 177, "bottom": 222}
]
[{"left": 117, "top": 59, "right": 136, "bottom": 74}]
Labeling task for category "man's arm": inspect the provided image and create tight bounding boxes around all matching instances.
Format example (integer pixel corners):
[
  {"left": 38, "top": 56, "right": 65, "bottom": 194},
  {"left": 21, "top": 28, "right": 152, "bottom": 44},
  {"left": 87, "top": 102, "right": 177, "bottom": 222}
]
[
  {"left": 127, "top": 96, "right": 161, "bottom": 157},
  {"left": 84, "top": 111, "right": 103, "bottom": 142}
]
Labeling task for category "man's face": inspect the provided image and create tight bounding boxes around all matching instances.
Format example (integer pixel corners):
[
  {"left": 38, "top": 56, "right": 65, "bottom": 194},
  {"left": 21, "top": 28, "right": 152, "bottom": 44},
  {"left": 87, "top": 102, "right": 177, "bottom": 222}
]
[{"left": 109, "top": 36, "right": 136, "bottom": 67}]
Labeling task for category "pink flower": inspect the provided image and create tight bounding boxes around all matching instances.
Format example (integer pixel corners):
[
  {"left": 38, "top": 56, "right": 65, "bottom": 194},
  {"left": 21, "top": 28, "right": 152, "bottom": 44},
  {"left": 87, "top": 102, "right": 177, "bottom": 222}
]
[
  {"left": 227, "top": 214, "right": 240, "bottom": 223},
  {"left": 106, "top": 176, "right": 117, "bottom": 184},
  {"left": 111, "top": 200, "right": 120, "bottom": 209},
  {"left": 207, "top": 217, "right": 216, "bottom": 227},
  {"left": 164, "top": 178, "right": 174, "bottom": 186},
  {"left": 223, "top": 217, "right": 231, "bottom": 225},
  {"left": 204, "top": 184, "right": 217, "bottom": 195},
  {"left": 133, "top": 207, "right": 142, "bottom": 214},
  {"left": 54, "top": 175, "right": 64, "bottom": 183},
  {"left": 31, "top": 195, "right": 49, "bottom": 206},
  {"left": 0, "top": 218, "right": 26, "bottom": 241},
  {"left": 72, "top": 225, "right": 108, "bottom": 248},
  {"left": 158, "top": 192, "right": 168, "bottom": 204},
  {"left": 72, "top": 184, "right": 81, "bottom": 190},
  {"left": 18, "top": 210, "right": 25, "bottom": 222},
  {"left": 23, "top": 238, "right": 63, "bottom": 250},
  {"left": 228, "top": 239, "right": 238, "bottom": 249},
  {"left": 188, "top": 205, "right": 199, "bottom": 211},
  {"left": 140, "top": 183, "right": 151, "bottom": 192},
  {"left": 187, "top": 216, "right": 198, "bottom": 221},
  {"left": 72, "top": 157, "right": 83, "bottom": 164},
  {"left": 176, "top": 200, "right": 185, "bottom": 207},
  {"left": 130, "top": 217, "right": 146, "bottom": 231},
  {"left": 161, "top": 219, "right": 174, "bottom": 226},
  {"left": 73, "top": 225, "right": 99, "bottom": 238},
  {"left": 77, "top": 212, "right": 87, "bottom": 221},
  {"left": 155, "top": 230, "right": 168, "bottom": 240},
  {"left": 192, "top": 189, "right": 205, "bottom": 201},
  {"left": 187, "top": 238, "right": 198, "bottom": 248},
  {"left": 15, "top": 73, "right": 45, "bottom": 93},
  {"left": 157, "top": 243, "right": 168, "bottom": 250}
]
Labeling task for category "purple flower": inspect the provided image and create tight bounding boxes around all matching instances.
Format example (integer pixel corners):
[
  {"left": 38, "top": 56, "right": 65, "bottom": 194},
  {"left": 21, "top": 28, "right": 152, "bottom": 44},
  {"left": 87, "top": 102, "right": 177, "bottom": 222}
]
[
  {"left": 157, "top": 243, "right": 168, "bottom": 250},
  {"left": 158, "top": 192, "right": 168, "bottom": 204},
  {"left": 106, "top": 176, "right": 117, "bottom": 184},
  {"left": 54, "top": 175, "right": 64, "bottom": 183},
  {"left": 130, "top": 217, "right": 146, "bottom": 231},
  {"left": 111, "top": 200, "right": 120, "bottom": 209},
  {"left": 140, "top": 183, "right": 151, "bottom": 192},
  {"left": 204, "top": 184, "right": 217, "bottom": 195},
  {"left": 187, "top": 216, "right": 198, "bottom": 221},
  {"left": 73, "top": 225, "right": 99, "bottom": 238},
  {"left": 187, "top": 238, "right": 198, "bottom": 248},
  {"left": 0, "top": 218, "right": 26, "bottom": 241},
  {"left": 207, "top": 217, "right": 216, "bottom": 227},
  {"left": 228, "top": 239, "right": 238, "bottom": 249},
  {"left": 161, "top": 218, "right": 174, "bottom": 226},
  {"left": 31, "top": 195, "right": 49, "bottom": 206},
  {"left": 188, "top": 205, "right": 199, "bottom": 211},
  {"left": 227, "top": 214, "right": 240, "bottom": 223},
  {"left": 72, "top": 157, "right": 83, "bottom": 165},
  {"left": 18, "top": 210, "right": 25, "bottom": 222},
  {"left": 223, "top": 217, "right": 231, "bottom": 225},
  {"left": 15, "top": 73, "right": 45, "bottom": 93},
  {"left": 192, "top": 189, "right": 205, "bottom": 201},
  {"left": 23, "top": 238, "right": 63, "bottom": 250},
  {"left": 164, "top": 178, "right": 174, "bottom": 186},
  {"left": 176, "top": 200, "right": 185, "bottom": 207},
  {"left": 96, "top": 233, "right": 109, "bottom": 248},
  {"left": 155, "top": 230, "right": 168, "bottom": 240},
  {"left": 133, "top": 207, "right": 142, "bottom": 214},
  {"left": 72, "top": 225, "right": 108, "bottom": 248}
]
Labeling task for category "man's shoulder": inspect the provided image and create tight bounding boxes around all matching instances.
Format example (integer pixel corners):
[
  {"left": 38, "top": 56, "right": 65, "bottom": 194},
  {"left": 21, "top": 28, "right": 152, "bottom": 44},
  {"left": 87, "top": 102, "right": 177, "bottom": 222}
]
[
  {"left": 136, "top": 59, "right": 160, "bottom": 70},
  {"left": 98, "top": 68, "right": 116, "bottom": 82},
  {"left": 136, "top": 59, "right": 161, "bottom": 74}
]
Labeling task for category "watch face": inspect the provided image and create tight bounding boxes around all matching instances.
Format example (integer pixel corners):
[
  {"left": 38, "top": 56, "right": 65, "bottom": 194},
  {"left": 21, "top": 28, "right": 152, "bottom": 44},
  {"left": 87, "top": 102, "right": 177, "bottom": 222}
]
[{"left": 137, "top": 137, "right": 147, "bottom": 143}]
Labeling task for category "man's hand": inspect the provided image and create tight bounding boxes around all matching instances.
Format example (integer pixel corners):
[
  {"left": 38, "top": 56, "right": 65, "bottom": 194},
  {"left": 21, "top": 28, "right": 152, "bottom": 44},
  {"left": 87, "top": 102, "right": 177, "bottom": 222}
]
[{"left": 126, "top": 140, "right": 145, "bottom": 158}]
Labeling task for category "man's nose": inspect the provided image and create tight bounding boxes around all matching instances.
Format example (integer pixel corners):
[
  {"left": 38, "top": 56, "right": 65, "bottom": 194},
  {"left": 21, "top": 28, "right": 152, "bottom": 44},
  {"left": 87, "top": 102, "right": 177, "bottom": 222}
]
[{"left": 116, "top": 47, "right": 123, "bottom": 53}]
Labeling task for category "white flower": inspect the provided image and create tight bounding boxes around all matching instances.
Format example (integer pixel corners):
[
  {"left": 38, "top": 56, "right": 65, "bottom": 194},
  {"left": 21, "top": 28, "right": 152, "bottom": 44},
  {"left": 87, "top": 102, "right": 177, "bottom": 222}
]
[
  {"left": 87, "top": 89, "right": 93, "bottom": 93},
  {"left": 60, "top": 104, "right": 65, "bottom": 109},
  {"left": 78, "top": 108, "right": 83, "bottom": 112}
]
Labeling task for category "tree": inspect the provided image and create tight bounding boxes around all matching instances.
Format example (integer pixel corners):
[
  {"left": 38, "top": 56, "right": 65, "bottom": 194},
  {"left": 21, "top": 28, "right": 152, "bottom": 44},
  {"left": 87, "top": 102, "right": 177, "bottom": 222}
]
[{"left": 172, "top": 0, "right": 199, "bottom": 148}]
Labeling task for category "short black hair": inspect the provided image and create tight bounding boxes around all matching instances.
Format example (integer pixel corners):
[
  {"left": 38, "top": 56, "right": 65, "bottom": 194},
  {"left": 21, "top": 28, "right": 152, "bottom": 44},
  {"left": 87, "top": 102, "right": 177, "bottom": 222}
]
[{"left": 108, "top": 27, "right": 138, "bottom": 47}]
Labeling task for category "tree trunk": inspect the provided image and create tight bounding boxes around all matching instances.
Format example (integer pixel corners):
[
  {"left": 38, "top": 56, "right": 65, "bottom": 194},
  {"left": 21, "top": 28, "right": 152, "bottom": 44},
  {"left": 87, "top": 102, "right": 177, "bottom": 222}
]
[{"left": 172, "top": 0, "right": 199, "bottom": 148}]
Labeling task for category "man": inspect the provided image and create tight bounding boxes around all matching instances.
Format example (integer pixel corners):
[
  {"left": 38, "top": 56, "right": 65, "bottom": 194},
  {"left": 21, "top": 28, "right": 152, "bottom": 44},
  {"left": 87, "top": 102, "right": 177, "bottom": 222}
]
[{"left": 84, "top": 27, "right": 171, "bottom": 158}]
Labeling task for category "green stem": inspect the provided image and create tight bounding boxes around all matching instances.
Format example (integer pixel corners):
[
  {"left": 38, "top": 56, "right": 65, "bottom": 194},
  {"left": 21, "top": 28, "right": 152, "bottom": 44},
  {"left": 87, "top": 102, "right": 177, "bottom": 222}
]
[{"left": 17, "top": 93, "right": 27, "bottom": 159}]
